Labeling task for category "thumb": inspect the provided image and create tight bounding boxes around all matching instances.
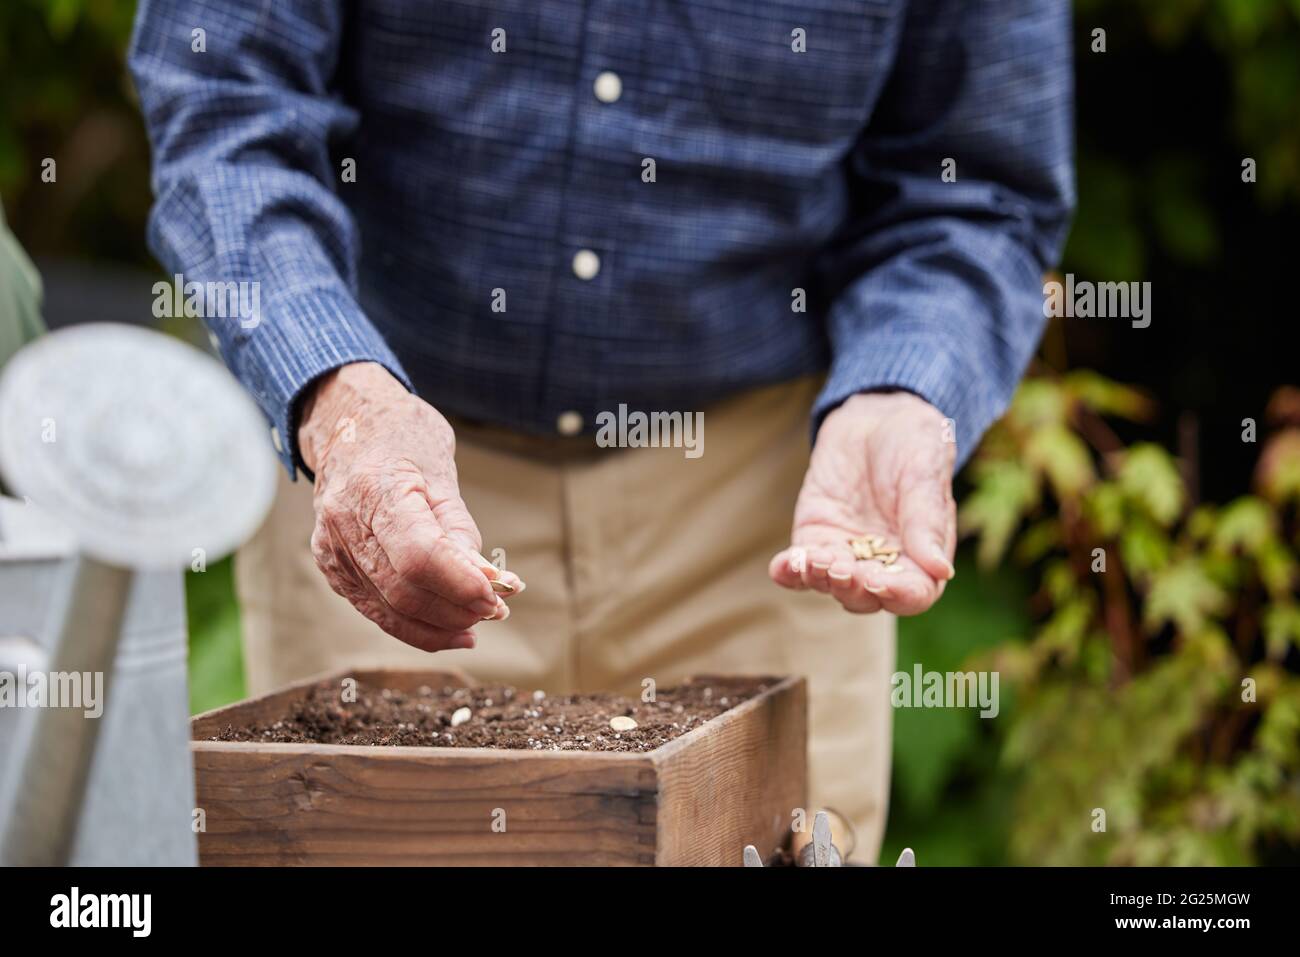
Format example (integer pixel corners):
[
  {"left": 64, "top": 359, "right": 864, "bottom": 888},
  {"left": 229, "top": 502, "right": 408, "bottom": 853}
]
[{"left": 897, "top": 472, "right": 956, "bottom": 583}]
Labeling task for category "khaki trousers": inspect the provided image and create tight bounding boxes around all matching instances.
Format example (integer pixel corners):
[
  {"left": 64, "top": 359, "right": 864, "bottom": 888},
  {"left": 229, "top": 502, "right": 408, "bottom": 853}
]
[{"left": 235, "top": 376, "right": 895, "bottom": 863}]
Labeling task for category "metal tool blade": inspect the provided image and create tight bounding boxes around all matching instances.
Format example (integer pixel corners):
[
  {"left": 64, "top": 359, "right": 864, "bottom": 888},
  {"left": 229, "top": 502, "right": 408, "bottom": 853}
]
[{"left": 812, "top": 810, "right": 833, "bottom": 867}]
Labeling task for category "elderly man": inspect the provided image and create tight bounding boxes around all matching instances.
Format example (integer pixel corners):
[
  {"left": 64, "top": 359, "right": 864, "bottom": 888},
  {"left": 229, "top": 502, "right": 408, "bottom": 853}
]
[
  {"left": 130, "top": 0, "right": 1073, "bottom": 862},
  {"left": 0, "top": 204, "right": 44, "bottom": 370}
]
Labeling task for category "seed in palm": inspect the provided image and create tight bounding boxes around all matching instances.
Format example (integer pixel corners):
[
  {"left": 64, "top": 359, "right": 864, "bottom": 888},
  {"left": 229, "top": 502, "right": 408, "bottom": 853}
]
[{"left": 848, "top": 534, "right": 900, "bottom": 565}]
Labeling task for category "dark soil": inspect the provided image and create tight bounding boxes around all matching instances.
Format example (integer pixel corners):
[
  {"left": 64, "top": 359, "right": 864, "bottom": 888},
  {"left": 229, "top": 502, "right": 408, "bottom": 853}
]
[{"left": 211, "top": 677, "right": 772, "bottom": 753}]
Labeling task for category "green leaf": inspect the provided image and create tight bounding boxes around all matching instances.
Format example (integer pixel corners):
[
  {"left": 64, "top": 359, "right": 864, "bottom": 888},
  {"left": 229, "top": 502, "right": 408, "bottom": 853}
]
[
  {"left": 1038, "top": 596, "right": 1095, "bottom": 664},
  {"left": 1263, "top": 603, "right": 1300, "bottom": 661},
  {"left": 1118, "top": 444, "right": 1186, "bottom": 526},
  {"left": 1026, "top": 423, "right": 1096, "bottom": 500},
  {"left": 959, "top": 460, "right": 1040, "bottom": 568},
  {"left": 1014, "top": 518, "right": 1062, "bottom": 564},
  {"left": 1010, "top": 378, "right": 1070, "bottom": 428},
  {"left": 1084, "top": 481, "right": 1126, "bottom": 538},
  {"left": 1143, "top": 560, "right": 1231, "bottom": 635},
  {"left": 1062, "top": 370, "right": 1154, "bottom": 421},
  {"left": 1211, "top": 496, "right": 1276, "bottom": 554},
  {"left": 1257, "top": 540, "right": 1297, "bottom": 599},
  {"left": 1121, "top": 518, "right": 1172, "bottom": 580},
  {"left": 1186, "top": 504, "right": 1219, "bottom": 542}
]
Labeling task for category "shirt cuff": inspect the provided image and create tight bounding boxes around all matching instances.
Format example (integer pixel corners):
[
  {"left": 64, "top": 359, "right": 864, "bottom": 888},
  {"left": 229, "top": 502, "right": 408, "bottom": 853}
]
[
  {"left": 810, "top": 334, "right": 995, "bottom": 471},
  {"left": 231, "top": 287, "right": 413, "bottom": 479}
]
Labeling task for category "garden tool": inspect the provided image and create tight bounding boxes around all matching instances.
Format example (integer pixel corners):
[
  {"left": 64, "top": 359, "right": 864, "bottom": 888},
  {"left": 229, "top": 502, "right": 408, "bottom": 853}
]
[
  {"left": 797, "top": 810, "right": 843, "bottom": 866},
  {"left": 0, "top": 322, "right": 275, "bottom": 865},
  {"left": 743, "top": 810, "right": 917, "bottom": 866}
]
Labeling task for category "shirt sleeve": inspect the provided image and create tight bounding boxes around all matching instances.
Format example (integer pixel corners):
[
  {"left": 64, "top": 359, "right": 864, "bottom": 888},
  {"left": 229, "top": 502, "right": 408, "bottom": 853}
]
[
  {"left": 811, "top": 0, "right": 1076, "bottom": 468},
  {"left": 0, "top": 201, "right": 46, "bottom": 371},
  {"left": 127, "top": 0, "right": 413, "bottom": 477}
]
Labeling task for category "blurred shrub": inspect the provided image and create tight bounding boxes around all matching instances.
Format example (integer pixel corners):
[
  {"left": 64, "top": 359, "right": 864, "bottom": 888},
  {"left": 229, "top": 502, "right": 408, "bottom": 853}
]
[
  {"left": 882, "top": 558, "right": 1031, "bottom": 866},
  {"left": 1068, "top": 0, "right": 1300, "bottom": 241},
  {"left": 962, "top": 373, "right": 1300, "bottom": 865},
  {"left": 0, "top": 0, "right": 149, "bottom": 262}
]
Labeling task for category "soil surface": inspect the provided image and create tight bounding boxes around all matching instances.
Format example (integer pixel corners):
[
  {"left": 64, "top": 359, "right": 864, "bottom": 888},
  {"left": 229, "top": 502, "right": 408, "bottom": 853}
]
[{"left": 211, "top": 677, "right": 772, "bottom": 753}]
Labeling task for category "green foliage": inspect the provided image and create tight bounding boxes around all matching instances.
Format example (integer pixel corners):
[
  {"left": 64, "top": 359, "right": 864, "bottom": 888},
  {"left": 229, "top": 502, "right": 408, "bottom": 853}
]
[
  {"left": 1066, "top": 0, "right": 1300, "bottom": 288},
  {"left": 882, "top": 555, "right": 1032, "bottom": 866},
  {"left": 185, "top": 557, "right": 245, "bottom": 714},
  {"left": 0, "top": 0, "right": 149, "bottom": 262},
  {"left": 4, "top": 0, "right": 1295, "bottom": 868},
  {"left": 964, "top": 374, "right": 1300, "bottom": 865}
]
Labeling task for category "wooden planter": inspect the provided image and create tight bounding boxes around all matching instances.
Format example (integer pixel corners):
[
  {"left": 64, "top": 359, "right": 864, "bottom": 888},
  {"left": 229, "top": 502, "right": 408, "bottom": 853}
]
[{"left": 190, "top": 669, "right": 806, "bottom": 866}]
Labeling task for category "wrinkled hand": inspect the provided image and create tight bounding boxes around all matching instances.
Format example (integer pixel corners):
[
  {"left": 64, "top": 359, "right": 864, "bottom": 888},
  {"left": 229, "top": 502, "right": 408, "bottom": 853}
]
[
  {"left": 298, "top": 362, "right": 524, "bottom": 651},
  {"left": 770, "top": 391, "right": 956, "bottom": 615}
]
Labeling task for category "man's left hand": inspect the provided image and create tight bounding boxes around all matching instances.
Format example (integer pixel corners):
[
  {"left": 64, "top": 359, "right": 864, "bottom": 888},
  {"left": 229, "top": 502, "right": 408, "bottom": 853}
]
[{"left": 770, "top": 391, "right": 956, "bottom": 615}]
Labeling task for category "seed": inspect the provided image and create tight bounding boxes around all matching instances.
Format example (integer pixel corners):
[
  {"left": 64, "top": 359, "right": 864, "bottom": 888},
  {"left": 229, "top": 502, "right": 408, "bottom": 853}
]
[
  {"left": 490, "top": 579, "right": 515, "bottom": 595},
  {"left": 532, "top": 689, "right": 546, "bottom": 702},
  {"left": 450, "top": 706, "right": 472, "bottom": 727},
  {"left": 850, "top": 537, "right": 876, "bottom": 560},
  {"left": 850, "top": 534, "right": 901, "bottom": 565},
  {"left": 609, "top": 716, "right": 638, "bottom": 732}
]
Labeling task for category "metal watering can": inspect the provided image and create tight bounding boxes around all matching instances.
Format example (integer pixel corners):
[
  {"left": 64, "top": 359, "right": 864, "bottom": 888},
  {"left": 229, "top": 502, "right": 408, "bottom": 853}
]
[{"left": 0, "top": 323, "right": 275, "bottom": 865}]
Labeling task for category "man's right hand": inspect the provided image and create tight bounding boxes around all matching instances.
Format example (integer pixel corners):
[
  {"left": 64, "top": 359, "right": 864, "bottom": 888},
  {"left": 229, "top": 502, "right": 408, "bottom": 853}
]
[{"left": 297, "top": 362, "right": 523, "bottom": 651}]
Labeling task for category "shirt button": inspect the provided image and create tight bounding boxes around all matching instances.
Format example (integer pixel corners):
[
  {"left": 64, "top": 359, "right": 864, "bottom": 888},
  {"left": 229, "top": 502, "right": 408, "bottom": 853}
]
[
  {"left": 572, "top": 249, "right": 601, "bottom": 280},
  {"left": 593, "top": 71, "right": 622, "bottom": 104},
  {"left": 556, "top": 410, "right": 583, "bottom": 436},
  {"left": 270, "top": 426, "right": 283, "bottom": 454}
]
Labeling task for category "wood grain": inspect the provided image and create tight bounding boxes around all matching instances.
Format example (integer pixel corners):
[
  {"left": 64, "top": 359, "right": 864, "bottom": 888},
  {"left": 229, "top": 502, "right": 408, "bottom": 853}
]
[
  {"left": 653, "top": 675, "right": 807, "bottom": 865},
  {"left": 191, "top": 670, "right": 805, "bottom": 866}
]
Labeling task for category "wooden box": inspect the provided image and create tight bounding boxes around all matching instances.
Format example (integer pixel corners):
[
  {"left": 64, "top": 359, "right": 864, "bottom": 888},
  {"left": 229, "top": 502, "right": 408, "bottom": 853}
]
[{"left": 190, "top": 669, "right": 806, "bottom": 866}]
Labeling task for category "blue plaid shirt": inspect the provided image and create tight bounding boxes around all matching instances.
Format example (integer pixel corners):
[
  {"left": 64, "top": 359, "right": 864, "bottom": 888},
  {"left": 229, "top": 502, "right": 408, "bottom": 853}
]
[{"left": 129, "top": 0, "right": 1074, "bottom": 477}]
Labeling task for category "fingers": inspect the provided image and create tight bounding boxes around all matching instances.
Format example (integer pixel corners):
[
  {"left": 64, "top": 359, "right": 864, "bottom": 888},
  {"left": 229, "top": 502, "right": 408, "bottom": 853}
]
[
  {"left": 857, "top": 557, "right": 946, "bottom": 616},
  {"left": 771, "top": 525, "right": 949, "bottom": 615},
  {"left": 828, "top": 560, "right": 884, "bottom": 614},
  {"left": 367, "top": 551, "right": 500, "bottom": 629},
  {"left": 768, "top": 547, "right": 807, "bottom": 589},
  {"left": 463, "top": 547, "right": 527, "bottom": 595},
  {"left": 313, "top": 479, "right": 526, "bottom": 643},
  {"left": 769, "top": 546, "right": 884, "bottom": 614},
  {"left": 367, "top": 485, "right": 497, "bottom": 610},
  {"left": 799, "top": 545, "right": 838, "bottom": 593},
  {"left": 370, "top": 609, "right": 479, "bottom": 653},
  {"left": 311, "top": 521, "right": 483, "bottom": 651}
]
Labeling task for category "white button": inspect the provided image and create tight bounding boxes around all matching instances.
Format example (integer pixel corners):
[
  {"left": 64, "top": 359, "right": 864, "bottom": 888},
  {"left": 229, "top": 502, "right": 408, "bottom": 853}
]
[
  {"left": 556, "top": 411, "right": 583, "bottom": 436},
  {"left": 572, "top": 249, "right": 601, "bottom": 280},
  {"left": 270, "top": 426, "right": 283, "bottom": 453},
  {"left": 593, "top": 71, "right": 622, "bottom": 104}
]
